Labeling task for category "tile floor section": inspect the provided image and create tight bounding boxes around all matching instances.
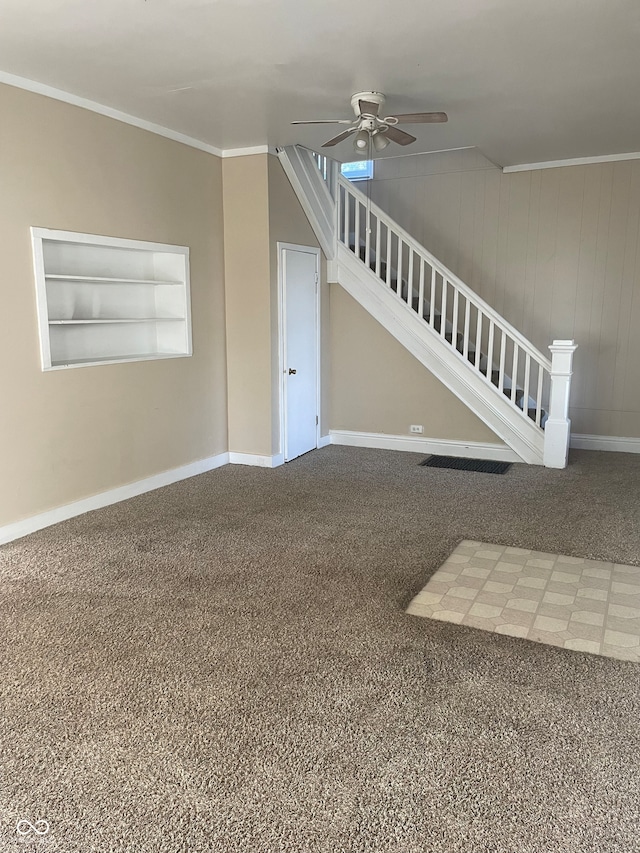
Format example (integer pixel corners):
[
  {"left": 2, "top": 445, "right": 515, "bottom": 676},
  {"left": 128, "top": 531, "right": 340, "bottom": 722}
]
[{"left": 407, "top": 541, "right": 640, "bottom": 662}]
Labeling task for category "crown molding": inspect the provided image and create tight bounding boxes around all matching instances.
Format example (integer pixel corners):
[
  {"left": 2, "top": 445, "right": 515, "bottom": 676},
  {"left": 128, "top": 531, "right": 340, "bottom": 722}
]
[
  {"left": 0, "top": 70, "right": 225, "bottom": 157},
  {"left": 503, "top": 151, "right": 640, "bottom": 173},
  {"left": 221, "top": 145, "right": 270, "bottom": 158}
]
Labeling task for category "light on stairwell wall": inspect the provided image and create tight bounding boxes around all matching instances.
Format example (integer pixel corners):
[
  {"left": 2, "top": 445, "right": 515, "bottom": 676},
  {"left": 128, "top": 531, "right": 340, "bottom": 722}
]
[
  {"left": 372, "top": 130, "right": 390, "bottom": 152},
  {"left": 353, "top": 130, "right": 369, "bottom": 152}
]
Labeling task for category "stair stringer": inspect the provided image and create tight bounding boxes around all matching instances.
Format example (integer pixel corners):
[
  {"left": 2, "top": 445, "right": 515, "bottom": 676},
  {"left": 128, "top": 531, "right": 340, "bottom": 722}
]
[{"left": 336, "top": 243, "right": 545, "bottom": 465}]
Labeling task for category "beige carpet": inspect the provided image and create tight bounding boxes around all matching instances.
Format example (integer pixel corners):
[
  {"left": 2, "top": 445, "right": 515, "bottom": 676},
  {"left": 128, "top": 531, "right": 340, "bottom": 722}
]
[
  {"left": 1, "top": 447, "right": 640, "bottom": 852},
  {"left": 407, "top": 540, "right": 640, "bottom": 661}
]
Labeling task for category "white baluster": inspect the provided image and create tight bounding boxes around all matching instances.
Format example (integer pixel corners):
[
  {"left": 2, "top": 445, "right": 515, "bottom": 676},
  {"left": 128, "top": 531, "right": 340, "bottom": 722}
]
[
  {"left": 407, "top": 250, "right": 414, "bottom": 306},
  {"left": 375, "top": 218, "right": 381, "bottom": 278},
  {"left": 523, "top": 353, "right": 531, "bottom": 416},
  {"left": 535, "top": 368, "right": 543, "bottom": 426},
  {"left": 429, "top": 267, "right": 436, "bottom": 326},
  {"left": 475, "top": 309, "right": 483, "bottom": 369},
  {"left": 354, "top": 200, "right": 360, "bottom": 258},
  {"left": 386, "top": 227, "right": 391, "bottom": 287},
  {"left": 440, "top": 278, "right": 448, "bottom": 338},
  {"left": 487, "top": 321, "right": 495, "bottom": 379},
  {"left": 343, "top": 187, "right": 349, "bottom": 246},
  {"left": 511, "top": 343, "right": 519, "bottom": 404},
  {"left": 452, "top": 287, "right": 459, "bottom": 349},
  {"left": 418, "top": 261, "right": 425, "bottom": 319},
  {"left": 365, "top": 206, "right": 371, "bottom": 269},
  {"left": 543, "top": 340, "right": 578, "bottom": 469},
  {"left": 498, "top": 330, "right": 506, "bottom": 392},
  {"left": 397, "top": 238, "right": 403, "bottom": 296},
  {"left": 463, "top": 298, "right": 471, "bottom": 360}
]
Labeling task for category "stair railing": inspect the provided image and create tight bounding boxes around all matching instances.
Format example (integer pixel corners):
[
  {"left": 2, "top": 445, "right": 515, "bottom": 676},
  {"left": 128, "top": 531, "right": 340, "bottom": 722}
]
[
  {"left": 300, "top": 145, "right": 577, "bottom": 467},
  {"left": 337, "top": 175, "right": 554, "bottom": 429}
]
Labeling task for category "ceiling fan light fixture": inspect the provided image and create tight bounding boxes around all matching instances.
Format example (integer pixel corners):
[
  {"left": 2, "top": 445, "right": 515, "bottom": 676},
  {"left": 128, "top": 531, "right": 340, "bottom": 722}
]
[
  {"left": 372, "top": 130, "right": 390, "bottom": 152},
  {"left": 353, "top": 129, "right": 370, "bottom": 151}
]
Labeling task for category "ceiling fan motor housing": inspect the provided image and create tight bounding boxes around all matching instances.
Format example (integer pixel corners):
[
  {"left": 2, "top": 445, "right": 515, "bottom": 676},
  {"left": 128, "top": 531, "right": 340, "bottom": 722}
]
[{"left": 351, "top": 91, "right": 386, "bottom": 116}]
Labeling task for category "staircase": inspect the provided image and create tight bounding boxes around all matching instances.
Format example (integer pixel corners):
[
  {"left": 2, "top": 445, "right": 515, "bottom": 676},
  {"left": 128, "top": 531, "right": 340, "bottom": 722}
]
[{"left": 277, "top": 145, "right": 577, "bottom": 468}]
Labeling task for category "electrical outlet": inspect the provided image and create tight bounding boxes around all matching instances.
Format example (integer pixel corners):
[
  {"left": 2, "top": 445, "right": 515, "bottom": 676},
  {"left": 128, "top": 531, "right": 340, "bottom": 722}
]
[{"left": 410, "top": 424, "right": 424, "bottom": 434}]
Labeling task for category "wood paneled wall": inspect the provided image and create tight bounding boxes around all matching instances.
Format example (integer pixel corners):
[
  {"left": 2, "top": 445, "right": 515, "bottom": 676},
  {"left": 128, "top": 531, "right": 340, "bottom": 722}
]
[{"left": 370, "top": 150, "right": 640, "bottom": 437}]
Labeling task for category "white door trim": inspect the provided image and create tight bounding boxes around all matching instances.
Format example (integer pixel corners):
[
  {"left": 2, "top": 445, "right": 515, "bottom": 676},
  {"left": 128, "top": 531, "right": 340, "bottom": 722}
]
[{"left": 277, "top": 242, "right": 321, "bottom": 461}]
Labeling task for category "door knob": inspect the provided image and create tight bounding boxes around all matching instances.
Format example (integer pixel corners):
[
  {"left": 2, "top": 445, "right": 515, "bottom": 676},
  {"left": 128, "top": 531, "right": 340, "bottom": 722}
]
[{"left": 288, "top": 368, "right": 297, "bottom": 375}]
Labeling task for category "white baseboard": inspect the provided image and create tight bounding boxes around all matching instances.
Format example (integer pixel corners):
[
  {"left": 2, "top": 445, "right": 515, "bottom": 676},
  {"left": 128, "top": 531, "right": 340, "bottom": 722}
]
[
  {"left": 228, "top": 452, "right": 284, "bottom": 468},
  {"left": 317, "top": 435, "right": 331, "bottom": 449},
  {"left": 0, "top": 452, "right": 230, "bottom": 546},
  {"left": 571, "top": 434, "right": 640, "bottom": 454},
  {"left": 328, "top": 430, "right": 521, "bottom": 462}
]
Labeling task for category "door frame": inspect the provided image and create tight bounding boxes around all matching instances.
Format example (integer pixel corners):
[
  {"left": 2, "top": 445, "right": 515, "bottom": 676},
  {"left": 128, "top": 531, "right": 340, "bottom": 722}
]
[{"left": 277, "top": 242, "right": 322, "bottom": 462}]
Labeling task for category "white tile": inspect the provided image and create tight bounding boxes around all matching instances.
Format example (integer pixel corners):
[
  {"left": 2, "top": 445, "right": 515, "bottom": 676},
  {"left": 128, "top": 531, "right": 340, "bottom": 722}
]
[
  {"left": 533, "top": 615, "right": 568, "bottom": 633},
  {"left": 564, "top": 638, "right": 601, "bottom": 654},
  {"left": 468, "top": 602, "right": 503, "bottom": 619},
  {"left": 495, "top": 624, "right": 530, "bottom": 638},
  {"left": 494, "top": 561, "right": 524, "bottom": 574},
  {"left": 505, "top": 598, "right": 539, "bottom": 613},
  {"left": 474, "top": 549, "right": 502, "bottom": 560},
  {"left": 613, "top": 563, "right": 640, "bottom": 576},
  {"left": 407, "top": 543, "right": 640, "bottom": 665},
  {"left": 431, "top": 610, "right": 465, "bottom": 624},
  {"left": 461, "top": 566, "right": 492, "bottom": 579},
  {"left": 435, "top": 571, "right": 460, "bottom": 582},
  {"left": 516, "top": 576, "right": 546, "bottom": 589},
  {"left": 414, "top": 591, "right": 444, "bottom": 606},
  {"left": 447, "top": 586, "right": 478, "bottom": 600},
  {"left": 483, "top": 581, "right": 514, "bottom": 594},
  {"left": 612, "top": 582, "right": 640, "bottom": 595},
  {"left": 608, "top": 604, "right": 640, "bottom": 620},
  {"left": 550, "top": 571, "right": 580, "bottom": 585},
  {"left": 543, "top": 592, "right": 574, "bottom": 605},
  {"left": 603, "top": 630, "right": 640, "bottom": 649},
  {"left": 576, "top": 587, "right": 608, "bottom": 601},
  {"left": 582, "top": 567, "right": 612, "bottom": 580},
  {"left": 570, "top": 610, "right": 605, "bottom": 627}
]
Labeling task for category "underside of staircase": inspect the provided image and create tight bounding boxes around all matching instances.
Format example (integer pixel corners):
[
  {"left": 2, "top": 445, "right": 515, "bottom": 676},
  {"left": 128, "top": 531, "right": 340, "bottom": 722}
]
[{"left": 277, "top": 145, "right": 576, "bottom": 468}]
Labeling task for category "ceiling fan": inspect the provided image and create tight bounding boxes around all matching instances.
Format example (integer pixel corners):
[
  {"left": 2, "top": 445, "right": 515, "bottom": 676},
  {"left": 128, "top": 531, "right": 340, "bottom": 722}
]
[{"left": 291, "top": 91, "right": 447, "bottom": 153}]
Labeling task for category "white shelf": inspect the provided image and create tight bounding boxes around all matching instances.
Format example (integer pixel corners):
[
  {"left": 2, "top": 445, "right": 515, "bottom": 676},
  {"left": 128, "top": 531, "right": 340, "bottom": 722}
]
[
  {"left": 50, "top": 353, "right": 190, "bottom": 369},
  {"left": 49, "top": 318, "right": 185, "bottom": 325},
  {"left": 31, "top": 228, "right": 192, "bottom": 371},
  {"left": 45, "top": 274, "right": 182, "bottom": 285}
]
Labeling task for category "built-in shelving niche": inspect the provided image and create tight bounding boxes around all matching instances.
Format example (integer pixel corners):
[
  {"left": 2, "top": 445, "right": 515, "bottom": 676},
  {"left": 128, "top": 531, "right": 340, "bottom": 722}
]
[{"left": 31, "top": 228, "right": 192, "bottom": 370}]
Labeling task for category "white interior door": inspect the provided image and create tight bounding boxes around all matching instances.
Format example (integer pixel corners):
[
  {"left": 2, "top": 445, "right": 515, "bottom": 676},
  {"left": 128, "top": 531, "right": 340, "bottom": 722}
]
[{"left": 282, "top": 246, "right": 319, "bottom": 462}]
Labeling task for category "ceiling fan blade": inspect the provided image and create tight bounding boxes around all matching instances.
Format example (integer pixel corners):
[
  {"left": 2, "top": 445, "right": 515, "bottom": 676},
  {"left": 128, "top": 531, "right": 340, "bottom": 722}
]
[
  {"left": 387, "top": 112, "right": 448, "bottom": 124},
  {"left": 322, "top": 128, "right": 356, "bottom": 147},
  {"left": 359, "top": 99, "right": 380, "bottom": 117},
  {"left": 384, "top": 126, "right": 417, "bottom": 146},
  {"left": 291, "top": 119, "right": 352, "bottom": 125}
]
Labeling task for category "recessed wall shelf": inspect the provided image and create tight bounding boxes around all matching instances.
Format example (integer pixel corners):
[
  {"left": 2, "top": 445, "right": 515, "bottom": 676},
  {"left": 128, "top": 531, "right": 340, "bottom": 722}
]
[{"left": 31, "top": 228, "right": 192, "bottom": 370}]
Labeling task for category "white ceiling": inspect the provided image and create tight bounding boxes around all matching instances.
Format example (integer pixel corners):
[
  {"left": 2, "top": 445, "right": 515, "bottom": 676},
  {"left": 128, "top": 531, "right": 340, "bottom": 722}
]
[{"left": 1, "top": 0, "right": 639, "bottom": 166}]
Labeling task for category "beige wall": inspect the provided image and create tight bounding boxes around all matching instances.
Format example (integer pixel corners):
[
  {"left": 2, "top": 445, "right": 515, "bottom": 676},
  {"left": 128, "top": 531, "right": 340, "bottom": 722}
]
[
  {"left": 370, "top": 148, "right": 640, "bottom": 437},
  {"left": 0, "top": 83, "right": 227, "bottom": 527},
  {"left": 223, "top": 155, "right": 273, "bottom": 456},
  {"left": 330, "top": 287, "right": 500, "bottom": 442}
]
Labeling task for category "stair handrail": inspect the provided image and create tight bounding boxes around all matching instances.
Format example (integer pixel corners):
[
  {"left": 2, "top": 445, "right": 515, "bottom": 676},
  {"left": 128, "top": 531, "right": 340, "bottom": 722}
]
[
  {"left": 337, "top": 173, "right": 551, "bottom": 371},
  {"left": 289, "top": 145, "right": 577, "bottom": 467}
]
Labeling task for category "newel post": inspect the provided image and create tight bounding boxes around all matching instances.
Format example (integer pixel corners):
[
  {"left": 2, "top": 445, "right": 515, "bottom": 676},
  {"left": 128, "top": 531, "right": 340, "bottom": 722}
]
[{"left": 543, "top": 340, "right": 578, "bottom": 469}]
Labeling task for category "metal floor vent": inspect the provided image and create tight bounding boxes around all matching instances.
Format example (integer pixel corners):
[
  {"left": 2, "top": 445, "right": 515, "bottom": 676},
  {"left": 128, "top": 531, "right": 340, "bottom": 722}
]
[{"left": 420, "top": 456, "right": 512, "bottom": 475}]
